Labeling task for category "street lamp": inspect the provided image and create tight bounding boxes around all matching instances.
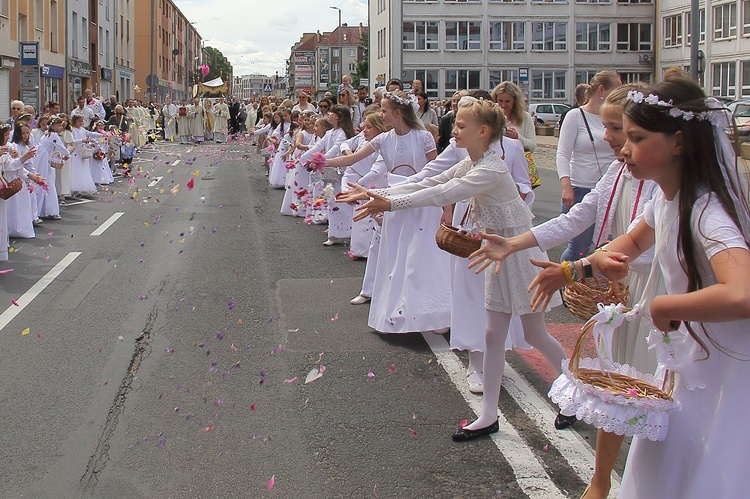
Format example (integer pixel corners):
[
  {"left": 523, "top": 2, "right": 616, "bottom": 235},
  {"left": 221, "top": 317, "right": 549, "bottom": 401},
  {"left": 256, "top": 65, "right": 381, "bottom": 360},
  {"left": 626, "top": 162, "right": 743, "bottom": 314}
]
[{"left": 330, "top": 6, "right": 342, "bottom": 89}]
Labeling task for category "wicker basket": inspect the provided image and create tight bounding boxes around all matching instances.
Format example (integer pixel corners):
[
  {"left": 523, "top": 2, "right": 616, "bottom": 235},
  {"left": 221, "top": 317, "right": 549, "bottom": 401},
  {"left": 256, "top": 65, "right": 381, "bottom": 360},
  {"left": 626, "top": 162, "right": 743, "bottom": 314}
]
[
  {"left": 80, "top": 146, "right": 94, "bottom": 159},
  {"left": 563, "top": 274, "right": 629, "bottom": 321},
  {"left": 0, "top": 175, "right": 22, "bottom": 200},
  {"left": 435, "top": 224, "right": 481, "bottom": 258},
  {"left": 49, "top": 159, "right": 64, "bottom": 169},
  {"left": 570, "top": 312, "right": 674, "bottom": 401}
]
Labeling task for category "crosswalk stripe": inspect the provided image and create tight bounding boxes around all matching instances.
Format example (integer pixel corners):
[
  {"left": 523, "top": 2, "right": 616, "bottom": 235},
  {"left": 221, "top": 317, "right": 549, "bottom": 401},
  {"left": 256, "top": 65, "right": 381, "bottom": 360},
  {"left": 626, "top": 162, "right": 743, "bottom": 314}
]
[{"left": 422, "top": 332, "right": 567, "bottom": 498}]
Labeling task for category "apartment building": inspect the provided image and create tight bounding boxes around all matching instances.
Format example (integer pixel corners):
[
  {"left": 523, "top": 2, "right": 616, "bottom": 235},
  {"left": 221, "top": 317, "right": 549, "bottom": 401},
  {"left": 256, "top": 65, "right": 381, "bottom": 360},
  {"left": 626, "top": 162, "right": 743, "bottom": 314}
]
[
  {"left": 288, "top": 24, "right": 368, "bottom": 100},
  {"left": 370, "top": 0, "right": 654, "bottom": 102},
  {"left": 134, "top": 0, "right": 202, "bottom": 103},
  {"left": 115, "top": 0, "right": 135, "bottom": 102},
  {"left": 234, "top": 74, "right": 276, "bottom": 100},
  {"left": 0, "top": 0, "right": 66, "bottom": 117},
  {"left": 658, "top": 0, "right": 750, "bottom": 98}
]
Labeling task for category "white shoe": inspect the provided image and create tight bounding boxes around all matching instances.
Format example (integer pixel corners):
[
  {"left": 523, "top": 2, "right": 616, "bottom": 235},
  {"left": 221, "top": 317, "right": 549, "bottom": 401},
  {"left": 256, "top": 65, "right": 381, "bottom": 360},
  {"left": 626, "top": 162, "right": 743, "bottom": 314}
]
[
  {"left": 323, "top": 237, "right": 340, "bottom": 246},
  {"left": 350, "top": 294, "right": 371, "bottom": 305},
  {"left": 467, "top": 370, "right": 484, "bottom": 394}
]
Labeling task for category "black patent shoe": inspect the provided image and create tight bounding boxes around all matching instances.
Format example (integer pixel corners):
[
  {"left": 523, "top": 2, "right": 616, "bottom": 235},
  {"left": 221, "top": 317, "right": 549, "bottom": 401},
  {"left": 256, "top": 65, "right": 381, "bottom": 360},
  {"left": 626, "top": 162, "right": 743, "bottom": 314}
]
[
  {"left": 451, "top": 420, "right": 499, "bottom": 442},
  {"left": 554, "top": 411, "right": 577, "bottom": 430}
]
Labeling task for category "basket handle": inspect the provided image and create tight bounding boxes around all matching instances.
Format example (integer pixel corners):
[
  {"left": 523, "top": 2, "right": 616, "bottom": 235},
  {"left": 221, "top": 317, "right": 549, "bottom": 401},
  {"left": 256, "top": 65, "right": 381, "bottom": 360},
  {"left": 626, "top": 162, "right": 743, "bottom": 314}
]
[{"left": 390, "top": 163, "right": 417, "bottom": 175}]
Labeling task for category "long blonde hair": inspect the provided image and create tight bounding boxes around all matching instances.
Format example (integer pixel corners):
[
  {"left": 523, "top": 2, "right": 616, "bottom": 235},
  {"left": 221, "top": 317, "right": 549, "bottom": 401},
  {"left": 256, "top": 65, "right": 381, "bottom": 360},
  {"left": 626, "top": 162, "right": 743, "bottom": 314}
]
[
  {"left": 491, "top": 81, "right": 526, "bottom": 125},
  {"left": 383, "top": 90, "right": 424, "bottom": 130}
]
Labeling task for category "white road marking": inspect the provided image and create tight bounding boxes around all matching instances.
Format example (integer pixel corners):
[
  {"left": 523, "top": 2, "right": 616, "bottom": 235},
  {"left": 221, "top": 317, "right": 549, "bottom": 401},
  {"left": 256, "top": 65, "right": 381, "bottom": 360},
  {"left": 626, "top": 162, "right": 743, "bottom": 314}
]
[
  {"left": 62, "top": 198, "right": 96, "bottom": 207},
  {"left": 171, "top": 159, "right": 181, "bottom": 166},
  {"left": 90, "top": 212, "right": 124, "bottom": 236},
  {"left": 0, "top": 252, "right": 81, "bottom": 332},
  {"left": 147, "top": 176, "right": 163, "bottom": 187},
  {"left": 422, "top": 332, "right": 567, "bottom": 498}
]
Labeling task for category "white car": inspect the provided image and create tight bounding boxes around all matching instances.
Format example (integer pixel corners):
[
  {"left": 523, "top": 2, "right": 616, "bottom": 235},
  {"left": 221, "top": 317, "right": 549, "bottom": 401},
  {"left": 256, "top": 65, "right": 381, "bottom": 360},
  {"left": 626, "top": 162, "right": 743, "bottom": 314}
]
[{"left": 528, "top": 103, "right": 570, "bottom": 126}]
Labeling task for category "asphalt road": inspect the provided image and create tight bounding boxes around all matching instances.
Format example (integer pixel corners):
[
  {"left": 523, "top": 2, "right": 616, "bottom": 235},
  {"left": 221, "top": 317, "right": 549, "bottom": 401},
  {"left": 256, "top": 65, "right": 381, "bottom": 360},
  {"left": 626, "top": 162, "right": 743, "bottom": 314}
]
[{"left": 0, "top": 140, "right": 620, "bottom": 498}]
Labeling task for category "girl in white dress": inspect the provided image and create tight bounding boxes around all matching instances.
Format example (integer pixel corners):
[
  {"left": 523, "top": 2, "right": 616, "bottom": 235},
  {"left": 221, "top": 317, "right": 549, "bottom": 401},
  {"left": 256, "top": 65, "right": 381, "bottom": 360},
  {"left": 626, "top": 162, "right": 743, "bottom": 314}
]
[
  {"left": 471, "top": 85, "right": 661, "bottom": 498},
  {"left": 298, "top": 118, "right": 330, "bottom": 224},
  {"left": 281, "top": 113, "right": 316, "bottom": 217},
  {"left": 7, "top": 123, "right": 45, "bottom": 237},
  {"left": 33, "top": 116, "right": 70, "bottom": 220},
  {"left": 89, "top": 121, "right": 114, "bottom": 185},
  {"left": 337, "top": 100, "right": 567, "bottom": 440},
  {"left": 69, "top": 115, "right": 99, "bottom": 194},
  {"left": 342, "top": 111, "right": 390, "bottom": 258},
  {"left": 268, "top": 109, "right": 297, "bottom": 189},
  {"left": 298, "top": 111, "right": 350, "bottom": 230},
  {"left": 586, "top": 77, "right": 750, "bottom": 499},
  {"left": 328, "top": 90, "right": 452, "bottom": 334},
  {"left": 57, "top": 117, "right": 74, "bottom": 204}
]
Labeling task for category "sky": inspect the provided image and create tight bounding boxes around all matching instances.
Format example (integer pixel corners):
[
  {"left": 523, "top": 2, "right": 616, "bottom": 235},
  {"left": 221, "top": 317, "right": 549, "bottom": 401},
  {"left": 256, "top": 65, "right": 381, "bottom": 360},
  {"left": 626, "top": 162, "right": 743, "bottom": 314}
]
[{"left": 174, "top": 0, "right": 368, "bottom": 79}]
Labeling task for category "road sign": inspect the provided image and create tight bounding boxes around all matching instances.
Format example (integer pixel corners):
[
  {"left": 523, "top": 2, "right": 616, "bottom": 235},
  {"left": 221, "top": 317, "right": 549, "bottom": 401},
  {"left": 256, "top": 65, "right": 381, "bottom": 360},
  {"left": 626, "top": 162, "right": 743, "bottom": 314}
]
[
  {"left": 262, "top": 83, "right": 273, "bottom": 93},
  {"left": 519, "top": 67, "right": 529, "bottom": 82}
]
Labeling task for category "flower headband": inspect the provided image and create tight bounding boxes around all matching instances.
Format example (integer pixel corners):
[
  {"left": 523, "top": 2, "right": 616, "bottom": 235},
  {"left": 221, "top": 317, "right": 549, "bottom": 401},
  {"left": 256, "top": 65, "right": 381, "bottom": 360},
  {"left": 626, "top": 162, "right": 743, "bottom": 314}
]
[
  {"left": 626, "top": 90, "right": 708, "bottom": 122},
  {"left": 384, "top": 92, "right": 420, "bottom": 113}
]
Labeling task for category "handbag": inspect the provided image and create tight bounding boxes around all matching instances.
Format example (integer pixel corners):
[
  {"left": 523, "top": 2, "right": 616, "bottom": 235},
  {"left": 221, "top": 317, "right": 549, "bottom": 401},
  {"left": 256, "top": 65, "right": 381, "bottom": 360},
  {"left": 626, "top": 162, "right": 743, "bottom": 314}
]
[
  {"left": 435, "top": 202, "right": 481, "bottom": 258},
  {"left": 525, "top": 151, "right": 541, "bottom": 189},
  {"left": 0, "top": 171, "right": 22, "bottom": 200}
]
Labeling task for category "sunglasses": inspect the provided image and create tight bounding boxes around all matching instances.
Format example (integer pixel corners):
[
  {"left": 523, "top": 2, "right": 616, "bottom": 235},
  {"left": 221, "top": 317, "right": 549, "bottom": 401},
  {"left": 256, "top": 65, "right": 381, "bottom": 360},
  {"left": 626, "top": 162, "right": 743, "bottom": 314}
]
[{"left": 319, "top": 105, "right": 329, "bottom": 109}]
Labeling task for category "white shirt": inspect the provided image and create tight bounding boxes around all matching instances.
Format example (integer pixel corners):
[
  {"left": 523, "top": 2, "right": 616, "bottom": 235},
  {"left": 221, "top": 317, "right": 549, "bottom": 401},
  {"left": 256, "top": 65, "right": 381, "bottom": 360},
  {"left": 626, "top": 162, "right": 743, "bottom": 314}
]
[
  {"left": 71, "top": 106, "right": 95, "bottom": 127},
  {"left": 556, "top": 108, "right": 616, "bottom": 189}
]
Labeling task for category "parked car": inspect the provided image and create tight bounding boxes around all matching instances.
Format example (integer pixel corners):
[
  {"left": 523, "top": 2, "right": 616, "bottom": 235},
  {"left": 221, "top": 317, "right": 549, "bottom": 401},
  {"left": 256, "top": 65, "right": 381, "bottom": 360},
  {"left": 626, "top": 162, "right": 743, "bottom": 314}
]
[
  {"left": 726, "top": 98, "right": 750, "bottom": 142},
  {"left": 528, "top": 103, "right": 571, "bottom": 126}
]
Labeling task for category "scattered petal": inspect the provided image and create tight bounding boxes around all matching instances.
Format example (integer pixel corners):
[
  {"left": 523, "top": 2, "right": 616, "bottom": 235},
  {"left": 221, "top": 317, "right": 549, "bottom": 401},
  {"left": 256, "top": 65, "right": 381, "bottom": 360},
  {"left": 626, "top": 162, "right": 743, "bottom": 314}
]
[
  {"left": 388, "top": 364, "right": 396, "bottom": 374},
  {"left": 227, "top": 301, "right": 234, "bottom": 310},
  {"left": 186, "top": 178, "right": 195, "bottom": 190},
  {"left": 249, "top": 403, "right": 256, "bottom": 411},
  {"left": 304, "top": 367, "right": 324, "bottom": 384},
  {"left": 409, "top": 429, "right": 418, "bottom": 436},
  {"left": 367, "top": 372, "right": 375, "bottom": 378},
  {"left": 460, "top": 419, "right": 468, "bottom": 427},
  {"left": 330, "top": 311, "right": 339, "bottom": 322},
  {"left": 267, "top": 474, "right": 276, "bottom": 491},
  {"left": 283, "top": 376, "right": 298, "bottom": 384},
  {"left": 20, "top": 327, "right": 30, "bottom": 336},
  {"left": 543, "top": 444, "right": 549, "bottom": 451},
  {"left": 11, "top": 298, "right": 19, "bottom": 307}
]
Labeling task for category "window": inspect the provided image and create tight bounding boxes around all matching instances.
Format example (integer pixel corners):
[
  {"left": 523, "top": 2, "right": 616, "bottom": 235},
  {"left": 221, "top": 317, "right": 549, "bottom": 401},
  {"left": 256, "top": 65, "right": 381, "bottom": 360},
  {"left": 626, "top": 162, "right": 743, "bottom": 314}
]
[
  {"left": 18, "top": 13, "right": 27, "bottom": 42},
  {"left": 619, "top": 72, "right": 652, "bottom": 84},
  {"left": 576, "top": 22, "right": 611, "bottom": 51},
  {"left": 402, "top": 21, "right": 439, "bottom": 50},
  {"left": 712, "top": 61, "right": 736, "bottom": 96},
  {"left": 532, "top": 22, "right": 567, "bottom": 51},
  {"left": 578, "top": 0, "right": 609, "bottom": 4},
  {"left": 664, "top": 14, "right": 682, "bottom": 47},
  {"left": 72, "top": 12, "right": 78, "bottom": 58},
  {"left": 35, "top": 0, "right": 43, "bottom": 30},
  {"left": 99, "top": 27, "right": 104, "bottom": 56},
  {"left": 531, "top": 69, "right": 566, "bottom": 99},
  {"left": 617, "top": 0, "right": 651, "bottom": 3},
  {"left": 489, "top": 21, "right": 525, "bottom": 50},
  {"left": 333, "top": 48, "right": 339, "bottom": 57},
  {"left": 575, "top": 70, "right": 598, "bottom": 85},
  {"left": 444, "top": 69, "right": 481, "bottom": 98},
  {"left": 349, "top": 49, "right": 356, "bottom": 57},
  {"left": 0, "top": 0, "right": 8, "bottom": 17},
  {"left": 349, "top": 63, "right": 356, "bottom": 71},
  {"left": 50, "top": 0, "right": 58, "bottom": 52},
  {"left": 531, "top": 0, "right": 566, "bottom": 4},
  {"left": 489, "top": 69, "right": 520, "bottom": 88},
  {"left": 685, "top": 9, "right": 706, "bottom": 44},
  {"left": 742, "top": 61, "right": 750, "bottom": 96},
  {"left": 402, "top": 69, "right": 439, "bottom": 98},
  {"left": 617, "top": 23, "right": 652, "bottom": 51},
  {"left": 445, "top": 0, "right": 481, "bottom": 2},
  {"left": 445, "top": 21, "right": 482, "bottom": 50},
  {"left": 744, "top": 0, "right": 750, "bottom": 35},
  {"left": 714, "top": 3, "right": 737, "bottom": 40},
  {"left": 490, "top": 0, "right": 525, "bottom": 4},
  {"left": 82, "top": 17, "right": 88, "bottom": 47}
]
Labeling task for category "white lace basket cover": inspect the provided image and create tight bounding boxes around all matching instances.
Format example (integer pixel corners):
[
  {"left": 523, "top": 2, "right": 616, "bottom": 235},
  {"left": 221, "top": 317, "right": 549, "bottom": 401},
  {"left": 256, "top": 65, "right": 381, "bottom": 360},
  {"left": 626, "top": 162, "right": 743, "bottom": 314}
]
[{"left": 548, "top": 303, "right": 681, "bottom": 441}]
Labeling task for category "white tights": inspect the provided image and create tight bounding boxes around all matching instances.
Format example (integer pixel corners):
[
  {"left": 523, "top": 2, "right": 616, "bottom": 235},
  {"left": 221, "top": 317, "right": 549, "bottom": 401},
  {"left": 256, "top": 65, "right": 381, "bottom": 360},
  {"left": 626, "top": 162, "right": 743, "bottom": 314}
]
[{"left": 465, "top": 309, "right": 567, "bottom": 430}]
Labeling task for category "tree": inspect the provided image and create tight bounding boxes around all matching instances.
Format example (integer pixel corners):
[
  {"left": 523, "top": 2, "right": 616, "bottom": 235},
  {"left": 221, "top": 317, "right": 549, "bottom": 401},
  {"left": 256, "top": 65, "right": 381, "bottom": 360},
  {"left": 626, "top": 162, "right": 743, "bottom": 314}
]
[
  {"left": 354, "top": 31, "right": 369, "bottom": 88},
  {"left": 203, "top": 46, "right": 232, "bottom": 82}
]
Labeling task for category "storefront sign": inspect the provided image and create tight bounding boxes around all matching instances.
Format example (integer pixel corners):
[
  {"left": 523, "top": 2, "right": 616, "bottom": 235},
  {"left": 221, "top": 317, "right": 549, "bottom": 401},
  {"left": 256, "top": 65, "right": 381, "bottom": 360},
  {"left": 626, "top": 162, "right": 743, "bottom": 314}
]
[
  {"left": 100, "top": 68, "right": 112, "bottom": 81},
  {"left": 69, "top": 59, "right": 92, "bottom": 77},
  {"left": 41, "top": 64, "right": 65, "bottom": 79}
]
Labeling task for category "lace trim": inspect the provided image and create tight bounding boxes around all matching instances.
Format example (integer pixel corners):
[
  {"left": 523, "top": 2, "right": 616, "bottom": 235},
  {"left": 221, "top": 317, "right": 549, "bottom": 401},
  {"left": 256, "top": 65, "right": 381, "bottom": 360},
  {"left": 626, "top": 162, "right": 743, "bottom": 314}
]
[
  {"left": 548, "top": 357, "right": 681, "bottom": 441},
  {"left": 471, "top": 199, "right": 533, "bottom": 231}
]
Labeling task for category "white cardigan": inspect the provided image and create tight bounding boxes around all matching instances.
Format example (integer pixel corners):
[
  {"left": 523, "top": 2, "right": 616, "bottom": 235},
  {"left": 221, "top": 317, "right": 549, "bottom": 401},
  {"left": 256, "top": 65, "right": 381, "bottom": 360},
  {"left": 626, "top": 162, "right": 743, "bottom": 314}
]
[{"left": 532, "top": 160, "right": 659, "bottom": 271}]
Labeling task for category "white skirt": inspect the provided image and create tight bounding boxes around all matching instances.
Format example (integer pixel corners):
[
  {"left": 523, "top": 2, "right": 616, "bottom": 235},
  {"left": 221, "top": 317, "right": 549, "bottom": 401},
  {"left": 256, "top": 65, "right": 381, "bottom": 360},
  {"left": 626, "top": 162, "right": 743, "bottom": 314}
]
[
  {"left": 69, "top": 152, "right": 97, "bottom": 194},
  {"left": 367, "top": 206, "right": 452, "bottom": 333},
  {"left": 6, "top": 180, "right": 35, "bottom": 238}
]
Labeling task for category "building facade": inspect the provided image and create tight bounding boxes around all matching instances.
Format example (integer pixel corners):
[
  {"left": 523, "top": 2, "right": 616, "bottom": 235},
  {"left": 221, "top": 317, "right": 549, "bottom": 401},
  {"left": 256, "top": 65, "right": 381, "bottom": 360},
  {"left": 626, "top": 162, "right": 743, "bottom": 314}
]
[
  {"left": 289, "top": 25, "right": 368, "bottom": 100},
  {"left": 115, "top": 0, "right": 135, "bottom": 103},
  {"left": 234, "top": 74, "right": 276, "bottom": 100},
  {"left": 96, "top": 0, "right": 116, "bottom": 100},
  {"left": 134, "top": 0, "right": 202, "bottom": 103},
  {"left": 370, "top": 0, "right": 654, "bottom": 102},
  {"left": 66, "top": 0, "right": 93, "bottom": 107},
  {"left": 658, "top": 0, "right": 750, "bottom": 99}
]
